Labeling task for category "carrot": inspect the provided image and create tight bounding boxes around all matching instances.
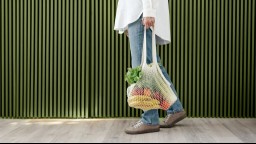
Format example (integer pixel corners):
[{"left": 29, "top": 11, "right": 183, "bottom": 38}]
[{"left": 160, "top": 101, "right": 170, "bottom": 110}]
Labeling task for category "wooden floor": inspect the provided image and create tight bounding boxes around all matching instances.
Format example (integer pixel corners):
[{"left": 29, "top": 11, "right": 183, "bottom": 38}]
[{"left": 0, "top": 118, "right": 255, "bottom": 143}]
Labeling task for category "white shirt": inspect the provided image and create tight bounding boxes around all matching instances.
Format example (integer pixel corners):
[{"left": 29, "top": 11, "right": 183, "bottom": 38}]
[{"left": 114, "top": 0, "right": 171, "bottom": 45}]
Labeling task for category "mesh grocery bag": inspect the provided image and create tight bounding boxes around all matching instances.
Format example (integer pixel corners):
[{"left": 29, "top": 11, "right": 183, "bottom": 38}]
[{"left": 126, "top": 27, "right": 177, "bottom": 111}]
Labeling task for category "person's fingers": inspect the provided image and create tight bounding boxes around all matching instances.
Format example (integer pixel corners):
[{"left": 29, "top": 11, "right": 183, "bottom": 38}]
[
  {"left": 149, "top": 19, "right": 154, "bottom": 27},
  {"left": 144, "top": 21, "right": 148, "bottom": 28},
  {"left": 152, "top": 18, "right": 155, "bottom": 23},
  {"left": 147, "top": 22, "right": 151, "bottom": 29},
  {"left": 142, "top": 17, "right": 155, "bottom": 29},
  {"left": 147, "top": 22, "right": 153, "bottom": 28},
  {"left": 148, "top": 21, "right": 152, "bottom": 28},
  {"left": 145, "top": 24, "right": 148, "bottom": 29},
  {"left": 150, "top": 21, "right": 154, "bottom": 27}
]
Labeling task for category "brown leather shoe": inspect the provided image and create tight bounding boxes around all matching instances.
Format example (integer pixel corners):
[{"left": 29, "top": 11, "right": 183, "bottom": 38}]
[
  {"left": 125, "top": 120, "right": 160, "bottom": 134},
  {"left": 160, "top": 111, "right": 187, "bottom": 128}
]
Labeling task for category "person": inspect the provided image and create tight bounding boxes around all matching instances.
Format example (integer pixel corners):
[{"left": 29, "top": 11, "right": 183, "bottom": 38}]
[{"left": 114, "top": 0, "right": 186, "bottom": 134}]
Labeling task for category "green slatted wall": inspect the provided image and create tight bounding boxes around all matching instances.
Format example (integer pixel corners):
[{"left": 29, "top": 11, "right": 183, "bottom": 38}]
[{"left": 0, "top": 0, "right": 255, "bottom": 118}]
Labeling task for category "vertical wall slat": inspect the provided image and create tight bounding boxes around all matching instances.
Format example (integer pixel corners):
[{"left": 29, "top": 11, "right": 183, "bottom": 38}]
[
  {"left": 184, "top": 0, "right": 188, "bottom": 117},
  {"left": 4, "top": 0, "right": 8, "bottom": 117},
  {"left": 228, "top": 0, "right": 232, "bottom": 118},
  {"left": 200, "top": 0, "right": 205, "bottom": 117},
  {"left": 111, "top": 0, "right": 116, "bottom": 117},
  {"left": 243, "top": 0, "right": 248, "bottom": 118},
  {"left": 65, "top": 0, "right": 69, "bottom": 117},
  {"left": 252, "top": 0, "right": 255, "bottom": 117},
  {"left": 188, "top": 0, "right": 193, "bottom": 117},
  {"left": 224, "top": 0, "right": 228, "bottom": 118},
  {"left": 208, "top": 0, "right": 213, "bottom": 117},
  {"left": 108, "top": 1, "right": 112, "bottom": 117},
  {"left": 192, "top": 0, "right": 196, "bottom": 117},
  {"left": 12, "top": 0, "right": 16, "bottom": 118},
  {"left": 30, "top": 0, "right": 34, "bottom": 117},
  {"left": 34, "top": 0, "right": 38, "bottom": 118},
  {"left": 102, "top": 0, "right": 106, "bottom": 117},
  {"left": 94, "top": 0, "right": 98, "bottom": 117},
  {"left": 41, "top": 0, "right": 46, "bottom": 117},
  {"left": 177, "top": 0, "right": 180, "bottom": 103},
  {"left": 232, "top": 0, "right": 236, "bottom": 117},
  {"left": 38, "top": 0, "right": 42, "bottom": 118},
  {"left": 247, "top": 0, "right": 251, "bottom": 117},
  {"left": 53, "top": 0, "right": 58, "bottom": 118},
  {"left": 1, "top": 0, "right": 5, "bottom": 117},
  {"left": 90, "top": 0, "right": 95, "bottom": 117},
  {"left": 73, "top": 0, "right": 77, "bottom": 117},
  {"left": 23, "top": 0, "right": 27, "bottom": 118},
  {"left": 108, "top": 1, "right": 114, "bottom": 118},
  {"left": 239, "top": 0, "right": 243, "bottom": 118},
  {"left": 106, "top": 0, "right": 111, "bottom": 117},
  {"left": 67, "top": 0, "right": 75, "bottom": 117},
  {"left": 77, "top": 0, "right": 81, "bottom": 118},
  {"left": 72, "top": 0, "right": 76, "bottom": 117},
  {"left": 49, "top": 0, "right": 54, "bottom": 118},
  {"left": 85, "top": 0, "right": 89, "bottom": 118},
  {"left": 61, "top": 0, "right": 65, "bottom": 118},
  {"left": 172, "top": 0, "right": 176, "bottom": 93},
  {"left": 46, "top": 0, "right": 50, "bottom": 118},
  {"left": 195, "top": 0, "right": 199, "bottom": 117},
  {"left": 220, "top": 0, "right": 224, "bottom": 117},
  {"left": 212, "top": 0, "right": 217, "bottom": 117},
  {"left": 216, "top": 0, "right": 220, "bottom": 118},
  {"left": 8, "top": 0, "right": 12, "bottom": 118},
  {"left": 69, "top": 0, "right": 73, "bottom": 117},
  {"left": 235, "top": 0, "right": 240, "bottom": 117},
  {"left": 27, "top": 0, "right": 31, "bottom": 118},
  {"left": 81, "top": 0, "right": 85, "bottom": 118},
  {"left": 204, "top": 0, "right": 209, "bottom": 117},
  {"left": 98, "top": 0, "right": 103, "bottom": 117},
  {"left": 180, "top": 0, "right": 184, "bottom": 109},
  {"left": 196, "top": 0, "right": 201, "bottom": 117}
]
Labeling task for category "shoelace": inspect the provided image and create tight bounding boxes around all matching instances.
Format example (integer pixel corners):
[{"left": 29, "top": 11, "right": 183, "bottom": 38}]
[
  {"left": 132, "top": 120, "right": 144, "bottom": 128},
  {"left": 163, "top": 114, "right": 173, "bottom": 123}
]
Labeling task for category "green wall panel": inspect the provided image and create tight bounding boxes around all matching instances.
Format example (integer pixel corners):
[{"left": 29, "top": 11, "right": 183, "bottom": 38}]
[{"left": 0, "top": 0, "right": 255, "bottom": 118}]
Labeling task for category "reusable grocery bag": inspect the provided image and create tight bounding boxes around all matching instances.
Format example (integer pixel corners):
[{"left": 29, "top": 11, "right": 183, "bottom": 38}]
[{"left": 126, "top": 27, "right": 177, "bottom": 111}]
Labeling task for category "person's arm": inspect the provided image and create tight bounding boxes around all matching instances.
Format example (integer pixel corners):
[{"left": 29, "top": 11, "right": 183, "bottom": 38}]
[
  {"left": 142, "top": 0, "right": 158, "bottom": 29},
  {"left": 142, "top": 0, "right": 159, "bottom": 18}
]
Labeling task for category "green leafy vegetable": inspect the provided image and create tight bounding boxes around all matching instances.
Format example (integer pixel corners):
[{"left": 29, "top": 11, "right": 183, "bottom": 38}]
[{"left": 125, "top": 66, "right": 142, "bottom": 85}]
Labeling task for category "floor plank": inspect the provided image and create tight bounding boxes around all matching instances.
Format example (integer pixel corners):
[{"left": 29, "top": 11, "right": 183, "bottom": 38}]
[{"left": 0, "top": 118, "right": 255, "bottom": 143}]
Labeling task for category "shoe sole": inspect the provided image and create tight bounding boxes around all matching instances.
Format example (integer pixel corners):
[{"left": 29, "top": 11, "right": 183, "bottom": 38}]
[
  {"left": 125, "top": 128, "right": 160, "bottom": 135},
  {"left": 160, "top": 113, "right": 187, "bottom": 128}
]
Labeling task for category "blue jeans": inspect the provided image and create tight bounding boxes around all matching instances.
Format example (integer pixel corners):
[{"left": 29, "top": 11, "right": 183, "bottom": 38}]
[{"left": 128, "top": 16, "right": 184, "bottom": 125}]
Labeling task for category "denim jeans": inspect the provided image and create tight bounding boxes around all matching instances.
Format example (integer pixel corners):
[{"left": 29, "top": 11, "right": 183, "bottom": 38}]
[{"left": 127, "top": 16, "right": 184, "bottom": 125}]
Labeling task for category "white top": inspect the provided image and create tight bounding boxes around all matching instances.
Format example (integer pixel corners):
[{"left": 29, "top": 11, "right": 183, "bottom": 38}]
[{"left": 114, "top": 0, "right": 171, "bottom": 45}]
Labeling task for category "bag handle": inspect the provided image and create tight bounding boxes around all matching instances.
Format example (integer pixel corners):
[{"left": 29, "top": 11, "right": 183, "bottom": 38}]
[
  {"left": 141, "top": 26, "right": 158, "bottom": 67},
  {"left": 141, "top": 26, "right": 172, "bottom": 86}
]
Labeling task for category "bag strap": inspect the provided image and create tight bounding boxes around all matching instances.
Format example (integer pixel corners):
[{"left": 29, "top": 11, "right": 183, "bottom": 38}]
[
  {"left": 141, "top": 27, "right": 172, "bottom": 86},
  {"left": 141, "top": 27, "right": 158, "bottom": 67}
]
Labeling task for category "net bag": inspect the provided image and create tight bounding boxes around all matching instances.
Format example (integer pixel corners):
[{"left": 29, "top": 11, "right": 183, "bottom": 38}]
[{"left": 126, "top": 27, "right": 177, "bottom": 111}]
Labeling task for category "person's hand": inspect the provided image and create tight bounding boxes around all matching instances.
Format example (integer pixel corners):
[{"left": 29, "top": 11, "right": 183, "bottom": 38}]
[{"left": 142, "top": 17, "right": 155, "bottom": 29}]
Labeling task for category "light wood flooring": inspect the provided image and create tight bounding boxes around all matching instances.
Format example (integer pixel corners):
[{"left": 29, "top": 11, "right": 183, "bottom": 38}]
[{"left": 0, "top": 118, "right": 255, "bottom": 143}]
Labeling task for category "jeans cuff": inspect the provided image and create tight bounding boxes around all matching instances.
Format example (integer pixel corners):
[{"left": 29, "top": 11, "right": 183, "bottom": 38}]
[
  {"left": 167, "top": 109, "right": 184, "bottom": 115},
  {"left": 141, "top": 119, "right": 159, "bottom": 125}
]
